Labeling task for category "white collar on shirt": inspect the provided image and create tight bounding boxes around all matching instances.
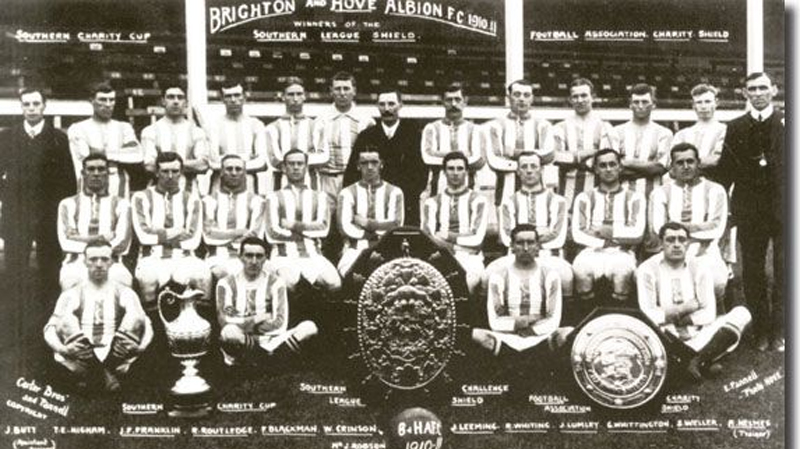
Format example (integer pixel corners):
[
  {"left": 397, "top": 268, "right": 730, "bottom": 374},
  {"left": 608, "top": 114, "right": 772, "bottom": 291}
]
[
  {"left": 381, "top": 120, "right": 400, "bottom": 139},
  {"left": 24, "top": 120, "right": 45, "bottom": 137},
  {"left": 749, "top": 104, "right": 774, "bottom": 122}
]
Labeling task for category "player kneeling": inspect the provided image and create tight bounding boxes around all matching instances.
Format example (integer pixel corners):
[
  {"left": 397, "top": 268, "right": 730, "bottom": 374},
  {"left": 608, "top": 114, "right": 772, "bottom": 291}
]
[
  {"left": 637, "top": 222, "right": 750, "bottom": 380},
  {"left": 472, "top": 224, "right": 573, "bottom": 368},
  {"left": 216, "top": 237, "right": 318, "bottom": 368},
  {"left": 44, "top": 240, "right": 152, "bottom": 392}
]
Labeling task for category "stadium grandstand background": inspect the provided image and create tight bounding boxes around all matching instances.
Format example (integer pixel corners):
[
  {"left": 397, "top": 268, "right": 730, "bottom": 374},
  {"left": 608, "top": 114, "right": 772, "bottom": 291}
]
[{"left": 0, "top": 0, "right": 785, "bottom": 134}]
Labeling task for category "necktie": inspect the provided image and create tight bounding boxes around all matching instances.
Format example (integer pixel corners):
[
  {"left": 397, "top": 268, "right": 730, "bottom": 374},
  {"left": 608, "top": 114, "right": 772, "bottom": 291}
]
[
  {"left": 757, "top": 114, "right": 763, "bottom": 123},
  {"left": 29, "top": 130, "right": 37, "bottom": 139}
]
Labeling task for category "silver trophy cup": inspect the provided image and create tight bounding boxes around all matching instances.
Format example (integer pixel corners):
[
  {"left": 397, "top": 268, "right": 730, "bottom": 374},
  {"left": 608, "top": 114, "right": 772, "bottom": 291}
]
[{"left": 158, "top": 285, "right": 213, "bottom": 417}]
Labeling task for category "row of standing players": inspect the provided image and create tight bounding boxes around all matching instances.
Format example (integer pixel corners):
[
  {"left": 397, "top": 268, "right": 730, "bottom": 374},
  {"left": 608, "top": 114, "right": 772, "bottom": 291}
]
[{"left": 0, "top": 72, "right": 783, "bottom": 391}]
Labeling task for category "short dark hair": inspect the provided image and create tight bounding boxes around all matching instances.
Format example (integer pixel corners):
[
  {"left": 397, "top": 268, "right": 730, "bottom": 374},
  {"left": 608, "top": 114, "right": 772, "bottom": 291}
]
[
  {"left": 630, "top": 83, "right": 656, "bottom": 100},
  {"left": 444, "top": 82, "right": 465, "bottom": 96},
  {"left": 690, "top": 83, "right": 718, "bottom": 98},
  {"left": 239, "top": 236, "right": 269, "bottom": 254},
  {"left": 331, "top": 71, "right": 356, "bottom": 88},
  {"left": 162, "top": 83, "right": 187, "bottom": 97},
  {"left": 511, "top": 223, "right": 539, "bottom": 243},
  {"left": 507, "top": 79, "right": 533, "bottom": 95},
  {"left": 84, "top": 238, "right": 112, "bottom": 254},
  {"left": 90, "top": 82, "right": 115, "bottom": 99},
  {"left": 443, "top": 151, "right": 469, "bottom": 168},
  {"left": 669, "top": 142, "right": 700, "bottom": 162},
  {"left": 156, "top": 151, "right": 183, "bottom": 169},
  {"left": 82, "top": 153, "right": 109, "bottom": 169},
  {"left": 283, "top": 148, "right": 308, "bottom": 163},
  {"left": 745, "top": 72, "right": 774, "bottom": 84},
  {"left": 220, "top": 78, "right": 245, "bottom": 93},
  {"left": 593, "top": 148, "right": 621, "bottom": 167},
  {"left": 658, "top": 221, "right": 690, "bottom": 240},
  {"left": 517, "top": 151, "right": 542, "bottom": 165},
  {"left": 19, "top": 87, "right": 47, "bottom": 103},
  {"left": 570, "top": 78, "right": 594, "bottom": 94}
]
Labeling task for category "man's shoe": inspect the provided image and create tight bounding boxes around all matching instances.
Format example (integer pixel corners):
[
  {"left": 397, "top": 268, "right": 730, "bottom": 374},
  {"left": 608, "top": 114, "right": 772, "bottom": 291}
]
[
  {"left": 755, "top": 336, "right": 769, "bottom": 352},
  {"left": 769, "top": 338, "right": 785, "bottom": 353}
]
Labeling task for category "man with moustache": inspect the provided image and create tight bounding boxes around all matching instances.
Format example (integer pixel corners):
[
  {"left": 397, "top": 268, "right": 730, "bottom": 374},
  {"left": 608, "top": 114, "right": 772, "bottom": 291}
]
[
  {"left": 141, "top": 84, "right": 209, "bottom": 192},
  {"left": 68, "top": 82, "right": 142, "bottom": 198},
  {"left": 716, "top": 72, "right": 785, "bottom": 352},
  {"left": 207, "top": 79, "right": 268, "bottom": 193},
  {"left": 346, "top": 89, "right": 426, "bottom": 226},
  {"left": 266, "top": 77, "right": 328, "bottom": 191},
  {"left": 421, "top": 82, "right": 482, "bottom": 198}
]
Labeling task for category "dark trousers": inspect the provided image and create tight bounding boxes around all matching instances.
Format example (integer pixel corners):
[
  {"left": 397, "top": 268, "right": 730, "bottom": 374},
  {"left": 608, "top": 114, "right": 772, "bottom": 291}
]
[{"left": 737, "top": 216, "right": 784, "bottom": 341}]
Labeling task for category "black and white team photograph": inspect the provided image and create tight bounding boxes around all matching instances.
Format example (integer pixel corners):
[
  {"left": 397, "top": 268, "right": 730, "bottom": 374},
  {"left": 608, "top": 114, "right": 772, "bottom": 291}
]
[{"left": 0, "top": 0, "right": 790, "bottom": 448}]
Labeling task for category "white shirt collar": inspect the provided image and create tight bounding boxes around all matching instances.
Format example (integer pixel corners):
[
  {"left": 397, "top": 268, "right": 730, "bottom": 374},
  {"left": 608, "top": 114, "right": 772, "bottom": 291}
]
[
  {"left": 750, "top": 104, "right": 774, "bottom": 121},
  {"left": 24, "top": 120, "right": 45, "bottom": 137},
  {"left": 381, "top": 120, "right": 400, "bottom": 139}
]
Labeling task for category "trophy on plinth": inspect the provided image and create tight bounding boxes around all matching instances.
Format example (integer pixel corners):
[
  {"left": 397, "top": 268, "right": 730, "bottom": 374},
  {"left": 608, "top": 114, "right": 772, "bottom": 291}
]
[{"left": 158, "top": 282, "right": 213, "bottom": 418}]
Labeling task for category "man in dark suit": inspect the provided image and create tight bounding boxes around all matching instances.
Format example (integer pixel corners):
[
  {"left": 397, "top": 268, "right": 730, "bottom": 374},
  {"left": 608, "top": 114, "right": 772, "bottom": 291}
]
[
  {"left": 716, "top": 73, "right": 784, "bottom": 352},
  {"left": 0, "top": 88, "right": 77, "bottom": 350},
  {"left": 345, "top": 90, "right": 426, "bottom": 226}
]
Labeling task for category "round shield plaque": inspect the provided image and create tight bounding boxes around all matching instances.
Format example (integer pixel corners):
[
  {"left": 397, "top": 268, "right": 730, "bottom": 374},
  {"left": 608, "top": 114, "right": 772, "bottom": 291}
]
[
  {"left": 357, "top": 257, "right": 457, "bottom": 390},
  {"left": 571, "top": 313, "right": 667, "bottom": 409}
]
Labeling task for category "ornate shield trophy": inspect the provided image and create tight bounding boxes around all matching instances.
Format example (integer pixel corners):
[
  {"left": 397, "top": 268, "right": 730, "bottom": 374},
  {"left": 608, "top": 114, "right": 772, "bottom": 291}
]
[
  {"left": 570, "top": 311, "right": 668, "bottom": 409},
  {"left": 158, "top": 282, "right": 213, "bottom": 417}
]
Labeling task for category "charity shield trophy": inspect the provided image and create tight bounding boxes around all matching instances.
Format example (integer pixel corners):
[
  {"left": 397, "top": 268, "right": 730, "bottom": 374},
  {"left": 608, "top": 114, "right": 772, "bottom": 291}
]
[{"left": 158, "top": 282, "right": 213, "bottom": 417}]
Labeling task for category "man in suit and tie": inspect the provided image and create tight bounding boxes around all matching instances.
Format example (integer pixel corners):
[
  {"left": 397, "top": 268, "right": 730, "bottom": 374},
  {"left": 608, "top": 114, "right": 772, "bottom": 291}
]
[
  {"left": 716, "top": 72, "right": 784, "bottom": 352},
  {"left": 346, "top": 89, "right": 426, "bottom": 226}
]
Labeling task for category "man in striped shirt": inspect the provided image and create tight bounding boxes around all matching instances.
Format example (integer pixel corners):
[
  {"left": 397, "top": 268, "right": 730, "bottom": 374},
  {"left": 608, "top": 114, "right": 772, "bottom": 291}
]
[
  {"left": 483, "top": 79, "right": 555, "bottom": 208},
  {"left": 337, "top": 150, "right": 404, "bottom": 275},
  {"left": 132, "top": 152, "right": 210, "bottom": 312},
  {"left": 421, "top": 82, "right": 483, "bottom": 198},
  {"left": 217, "top": 237, "right": 318, "bottom": 367},
  {"left": 472, "top": 224, "right": 572, "bottom": 360},
  {"left": 551, "top": 78, "right": 617, "bottom": 207},
  {"left": 207, "top": 80, "right": 268, "bottom": 194},
  {"left": 203, "top": 155, "right": 264, "bottom": 281},
  {"left": 637, "top": 222, "right": 750, "bottom": 380},
  {"left": 68, "top": 82, "right": 142, "bottom": 198},
  {"left": 57, "top": 154, "right": 132, "bottom": 290},
  {"left": 313, "top": 72, "right": 375, "bottom": 201},
  {"left": 650, "top": 143, "right": 729, "bottom": 301},
  {"left": 669, "top": 84, "right": 726, "bottom": 170},
  {"left": 264, "top": 150, "right": 340, "bottom": 291},
  {"left": 572, "top": 149, "right": 645, "bottom": 304},
  {"left": 421, "top": 152, "right": 489, "bottom": 293},
  {"left": 496, "top": 152, "right": 572, "bottom": 302},
  {"left": 141, "top": 84, "right": 209, "bottom": 192},
  {"left": 266, "top": 77, "right": 328, "bottom": 191},
  {"left": 614, "top": 83, "right": 672, "bottom": 200},
  {"left": 44, "top": 240, "right": 152, "bottom": 391}
]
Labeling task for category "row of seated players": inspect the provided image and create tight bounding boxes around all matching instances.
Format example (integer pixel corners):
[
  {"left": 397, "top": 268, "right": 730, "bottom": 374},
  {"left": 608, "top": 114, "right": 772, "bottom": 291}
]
[
  {"left": 43, "top": 219, "right": 749, "bottom": 393},
  {"left": 58, "top": 140, "right": 732, "bottom": 317}
]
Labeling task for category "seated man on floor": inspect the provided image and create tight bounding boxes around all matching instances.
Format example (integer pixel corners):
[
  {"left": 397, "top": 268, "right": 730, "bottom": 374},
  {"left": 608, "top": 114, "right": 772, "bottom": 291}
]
[
  {"left": 472, "top": 224, "right": 572, "bottom": 362},
  {"left": 264, "top": 149, "right": 341, "bottom": 291},
  {"left": 44, "top": 240, "right": 152, "bottom": 392},
  {"left": 217, "top": 237, "right": 318, "bottom": 367},
  {"left": 572, "top": 149, "right": 645, "bottom": 304},
  {"left": 337, "top": 149, "right": 404, "bottom": 275},
  {"left": 421, "top": 152, "right": 489, "bottom": 293},
  {"left": 637, "top": 222, "right": 751, "bottom": 380}
]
